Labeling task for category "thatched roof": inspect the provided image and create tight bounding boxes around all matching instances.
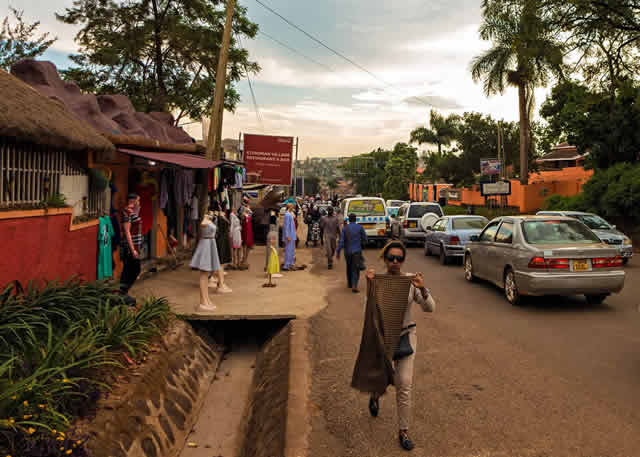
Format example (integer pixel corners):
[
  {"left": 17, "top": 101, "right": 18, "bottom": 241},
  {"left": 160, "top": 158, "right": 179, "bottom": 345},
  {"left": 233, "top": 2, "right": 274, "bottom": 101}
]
[{"left": 0, "top": 70, "right": 114, "bottom": 153}]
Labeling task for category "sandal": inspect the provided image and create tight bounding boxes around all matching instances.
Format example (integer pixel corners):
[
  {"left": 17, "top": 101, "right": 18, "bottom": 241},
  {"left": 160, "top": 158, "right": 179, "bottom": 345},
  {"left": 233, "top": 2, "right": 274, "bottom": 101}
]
[{"left": 399, "top": 430, "right": 415, "bottom": 451}]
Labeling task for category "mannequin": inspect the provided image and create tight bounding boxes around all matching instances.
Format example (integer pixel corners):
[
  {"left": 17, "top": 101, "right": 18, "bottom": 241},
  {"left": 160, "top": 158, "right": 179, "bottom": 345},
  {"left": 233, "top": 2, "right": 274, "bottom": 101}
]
[
  {"left": 189, "top": 211, "right": 221, "bottom": 311},
  {"left": 240, "top": 198, "right": 254, "bottom": 267},
  {"left": 209, "top": 210, "right": 232, "bottom": 293},
  {"left": 230, "top": 208, "right": 243, "bottom": 269}
]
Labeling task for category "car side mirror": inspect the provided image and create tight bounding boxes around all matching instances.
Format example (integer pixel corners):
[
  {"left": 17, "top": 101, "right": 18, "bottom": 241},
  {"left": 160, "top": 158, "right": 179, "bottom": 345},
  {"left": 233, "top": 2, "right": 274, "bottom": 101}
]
[{"left": 470, "top": 234, "right": 479, "bottom": 241}]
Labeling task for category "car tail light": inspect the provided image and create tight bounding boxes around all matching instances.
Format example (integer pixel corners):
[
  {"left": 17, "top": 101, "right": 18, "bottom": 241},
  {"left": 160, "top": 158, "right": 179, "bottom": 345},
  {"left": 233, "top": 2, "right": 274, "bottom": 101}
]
[
  {"left": 546, "top": 258, "right": 570, "bottom": 269},
  {"left": 593, "top": 256, "right": 624, "bottom": 268},
  {"left": 528, "top": 257, "right": 547, "bottom": 269},
  {"left": 528, "top": 257, "right": 569, "bottom": 269},
  {"left": 450, "top": 236, "right": 460, "bottom": 245},
  {"left": 403, "top": 220, "right": 408, "bottom": 228}
]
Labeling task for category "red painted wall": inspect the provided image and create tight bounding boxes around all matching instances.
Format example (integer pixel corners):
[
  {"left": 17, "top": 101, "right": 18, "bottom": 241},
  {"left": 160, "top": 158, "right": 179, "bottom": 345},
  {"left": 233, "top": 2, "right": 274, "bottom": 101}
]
[{"left": 0, "top": 212, "right": 98, "bottom": 287}]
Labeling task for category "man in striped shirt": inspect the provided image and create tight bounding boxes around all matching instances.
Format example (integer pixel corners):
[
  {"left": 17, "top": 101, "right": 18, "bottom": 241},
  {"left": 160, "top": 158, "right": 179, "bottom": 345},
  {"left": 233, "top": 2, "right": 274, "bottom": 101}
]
[{"left": 120, "top": 193, "right": 143, "bottom": 294}]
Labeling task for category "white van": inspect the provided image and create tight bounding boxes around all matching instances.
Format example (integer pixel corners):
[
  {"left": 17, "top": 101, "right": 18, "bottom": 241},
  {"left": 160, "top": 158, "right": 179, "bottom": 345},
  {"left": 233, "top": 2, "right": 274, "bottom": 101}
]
[{"left": 340, "top": 197, "right": 389, "bottom": 245}]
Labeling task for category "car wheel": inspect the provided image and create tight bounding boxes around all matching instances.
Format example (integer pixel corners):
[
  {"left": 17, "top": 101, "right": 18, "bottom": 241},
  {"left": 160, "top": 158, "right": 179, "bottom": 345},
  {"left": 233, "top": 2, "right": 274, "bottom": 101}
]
[
  {"left": 425, "top": 241, "right": 431, "bottom": 256},
  {"left": 504, "top": 269, "right": 521, "bottom": 306},
  {"left": 464, "top": 254, "right": 475, "bottom": 282},
  {"left": 585, "top": 294, "right": 607, "bottom": 305},
  {"left": 439, "top": 245, "right": 448, "bottom": 265}
]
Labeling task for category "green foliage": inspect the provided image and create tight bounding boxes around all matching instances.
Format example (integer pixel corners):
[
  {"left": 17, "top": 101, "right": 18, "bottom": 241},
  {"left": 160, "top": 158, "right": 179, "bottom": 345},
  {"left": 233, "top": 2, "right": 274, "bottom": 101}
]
[
  {"left": 340, "top": 148, "right": 391, "bottom": 196},
  {"left": 56, "top": 0, "right": 259, "bottom": 123},
  {"left": 0, "top": 7, "right": 56, "bottom": 71},
  {"left": 383, "top": 143, "right": 418, "bottom": 200},
  {"left": 0, "top": 279, "right": 171, "bottom": 455},
  {"left": 410, "top": 109, "right": 460, "bottom": 155},
  {"left": 540, "top": 80, "right": 640, "bottom": 168},
  {"left": 442, "top": 205, "right": 520, "bottom": 220},
  {"left": 542, "top": 194, "right": 586, "bottom": 211},
  {"left": 303, "top": 176, "right": 321, "bottom": 196},
  {"left": 41, "top": 193, "right": 67, "bottom": 209}
]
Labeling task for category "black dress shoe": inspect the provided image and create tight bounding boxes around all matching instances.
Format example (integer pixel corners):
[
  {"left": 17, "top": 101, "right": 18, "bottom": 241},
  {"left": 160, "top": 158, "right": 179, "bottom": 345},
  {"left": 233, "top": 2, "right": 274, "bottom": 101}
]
[
  {"left": 399, "top": 430, "right": 415, "bottom": 451},
  {"left": 368, "top": 397, "right": 379, "bottom": 417}
]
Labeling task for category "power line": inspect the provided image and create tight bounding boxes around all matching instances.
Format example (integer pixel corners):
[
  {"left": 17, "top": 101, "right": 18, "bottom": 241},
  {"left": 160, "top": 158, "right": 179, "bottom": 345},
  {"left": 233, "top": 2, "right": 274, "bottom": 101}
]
[
  {"left": 238, "top": 34, "right": 264, "bottom": 130},
  {"left": 258, "top": 30, "right": 335, "bottom": 72},
  {"left": 251, "top": 0, "right": 433, "bottom": 107}
]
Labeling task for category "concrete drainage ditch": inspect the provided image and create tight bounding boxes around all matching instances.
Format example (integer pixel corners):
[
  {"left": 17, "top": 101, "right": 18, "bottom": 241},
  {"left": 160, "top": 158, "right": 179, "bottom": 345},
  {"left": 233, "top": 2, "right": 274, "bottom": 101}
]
[{"left": 83, "top": 317, "right": 310, "bottom": 457}]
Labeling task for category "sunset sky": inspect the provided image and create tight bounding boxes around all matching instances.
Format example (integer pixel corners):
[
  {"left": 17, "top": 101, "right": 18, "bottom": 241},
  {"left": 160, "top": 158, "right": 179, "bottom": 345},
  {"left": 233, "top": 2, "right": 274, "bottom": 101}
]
[{"left": 5, "top": 0, "right": 552, "bottom": 159}]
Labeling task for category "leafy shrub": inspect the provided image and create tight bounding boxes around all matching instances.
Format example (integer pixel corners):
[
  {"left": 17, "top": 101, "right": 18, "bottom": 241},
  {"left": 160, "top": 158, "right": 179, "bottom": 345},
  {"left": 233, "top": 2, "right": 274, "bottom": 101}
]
[
  {"left": 0, "top": 279, "right": 172, "bottom": 456},
  {"left": 542, "top": 194, "right": 586, "bottom": 211}
]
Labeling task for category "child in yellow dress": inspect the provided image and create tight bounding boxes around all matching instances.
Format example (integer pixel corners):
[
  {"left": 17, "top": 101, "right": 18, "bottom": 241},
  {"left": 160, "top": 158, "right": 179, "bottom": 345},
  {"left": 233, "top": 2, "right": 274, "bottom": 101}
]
[{"left": 263, "top": 230, "right": 280, "bottom": 288}]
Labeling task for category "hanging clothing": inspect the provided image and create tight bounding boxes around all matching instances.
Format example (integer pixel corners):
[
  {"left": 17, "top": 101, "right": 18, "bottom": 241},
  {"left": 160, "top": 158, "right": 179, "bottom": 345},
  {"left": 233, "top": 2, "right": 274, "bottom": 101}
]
[
  {"left": 137, "top": 183, "right": 155, "bottom": 235},
  {"left": 190, "top": 221, "right": 221, "bottom": 272},
  {"left": 97, "top": 216, "right": 115, "bottom": 279},
  {"left": 230, "top": 212, "right": 242, "bottom": 249},
  {"left": 160, "top": 169, "right": 170, "bottom": 209},
  {"left": 241, "top": 210, "right": 254, "bottom": 248},
  {"left": 190, "top": 195, "right": 199, "bottom": 221},
  {"left": 234, "top": 167, "right": 243, "bottom": 188},
  {"left": 215, "top": 214, "right": 232, "bottom": 264}
]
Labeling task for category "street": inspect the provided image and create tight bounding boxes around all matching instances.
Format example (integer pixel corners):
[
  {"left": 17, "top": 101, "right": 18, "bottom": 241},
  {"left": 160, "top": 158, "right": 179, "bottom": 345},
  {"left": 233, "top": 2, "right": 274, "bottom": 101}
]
[{"left": 308, "top": 245, "right": 640, "bottom": 457}]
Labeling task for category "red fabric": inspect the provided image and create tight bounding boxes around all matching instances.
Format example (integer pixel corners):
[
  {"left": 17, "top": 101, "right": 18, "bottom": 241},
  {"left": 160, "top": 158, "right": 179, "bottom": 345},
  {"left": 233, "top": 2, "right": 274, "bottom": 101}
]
[
  {"left": 137, "top": 184, "right": 154, "bottom": 235},
  {"left": 241, "top": 214, "right": 254, "bottom": 248}
]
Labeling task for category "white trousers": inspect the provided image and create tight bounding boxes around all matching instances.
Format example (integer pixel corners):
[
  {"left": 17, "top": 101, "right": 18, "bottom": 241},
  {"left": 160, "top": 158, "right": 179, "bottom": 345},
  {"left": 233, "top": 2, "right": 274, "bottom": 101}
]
[{"left": 393, "top": 328, "right": 417, "bottom": 431}]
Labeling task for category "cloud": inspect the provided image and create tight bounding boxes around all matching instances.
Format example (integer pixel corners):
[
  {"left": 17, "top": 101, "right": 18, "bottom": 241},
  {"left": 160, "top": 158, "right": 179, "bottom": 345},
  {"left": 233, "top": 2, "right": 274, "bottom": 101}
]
[{"left": 403, "top": 94, "right": 463, "bottom": 110}]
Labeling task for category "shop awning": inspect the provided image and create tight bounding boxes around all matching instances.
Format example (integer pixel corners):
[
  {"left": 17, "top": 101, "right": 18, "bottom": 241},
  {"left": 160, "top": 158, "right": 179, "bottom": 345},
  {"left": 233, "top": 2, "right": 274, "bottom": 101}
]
[{"left": 119, "top": 148, "right": 222, "bottom": 169}]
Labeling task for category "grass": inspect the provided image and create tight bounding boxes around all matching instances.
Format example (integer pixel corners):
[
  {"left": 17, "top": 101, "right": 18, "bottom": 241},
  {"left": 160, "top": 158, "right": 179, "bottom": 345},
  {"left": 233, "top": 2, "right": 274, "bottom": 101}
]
[{"left": 0, "top": 279, "right": 171, "bottom": 457}]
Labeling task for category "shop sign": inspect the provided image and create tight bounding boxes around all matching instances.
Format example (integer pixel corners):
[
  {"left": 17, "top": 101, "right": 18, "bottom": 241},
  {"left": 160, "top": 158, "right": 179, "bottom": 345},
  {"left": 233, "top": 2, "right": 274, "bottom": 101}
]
[
  {"left": 244, "top": 134, "right": 294, "bottom": 185},
  {"left": 480, "top": 180, "right": 511, "bottom": 196}
]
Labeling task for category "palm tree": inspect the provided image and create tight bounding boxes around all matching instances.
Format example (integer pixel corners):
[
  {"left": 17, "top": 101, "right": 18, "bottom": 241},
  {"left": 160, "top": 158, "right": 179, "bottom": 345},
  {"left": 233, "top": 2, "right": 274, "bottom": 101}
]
[
  {"left": 410, "top": 109, "right": 460, "bottom": 156},
  {"left": 470, "top": 0, "right": 565, "bottom": 185}
]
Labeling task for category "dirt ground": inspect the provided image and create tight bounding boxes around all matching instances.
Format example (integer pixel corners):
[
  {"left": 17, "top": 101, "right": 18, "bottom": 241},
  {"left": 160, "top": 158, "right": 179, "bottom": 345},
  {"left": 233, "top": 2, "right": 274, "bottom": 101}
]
[{"left": 307, "top": 246, "right": 640, "bottom": 457}]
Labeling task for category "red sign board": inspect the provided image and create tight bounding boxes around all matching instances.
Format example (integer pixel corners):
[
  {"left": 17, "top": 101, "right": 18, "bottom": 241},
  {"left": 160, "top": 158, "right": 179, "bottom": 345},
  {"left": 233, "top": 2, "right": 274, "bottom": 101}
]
[{"left": 244, "top": 134, "right": 294, "bottom": 185}]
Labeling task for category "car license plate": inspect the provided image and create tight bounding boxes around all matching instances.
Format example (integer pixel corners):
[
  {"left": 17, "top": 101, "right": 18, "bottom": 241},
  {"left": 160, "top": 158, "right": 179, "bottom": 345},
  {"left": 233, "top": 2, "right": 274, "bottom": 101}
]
[
  {"left": 409, "top": 221, "right": 417, "bottom": 228},
  {"left": 361, "top": 224, "right": 375, "bottom": 229},
  {"left": 573, "top": 259, "right": 589, "bottom": 271}
]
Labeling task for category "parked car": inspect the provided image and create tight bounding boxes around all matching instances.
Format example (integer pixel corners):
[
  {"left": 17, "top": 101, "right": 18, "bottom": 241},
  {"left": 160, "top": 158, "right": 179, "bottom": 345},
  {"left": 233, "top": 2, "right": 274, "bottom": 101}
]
[
  {"left": 424, "top": 215, "right": 489, "bottom": 264},
  {"left": 340, "top": 196, "right": 389, "bottom": 245},
  {"left": 463, "top": 215, "right": 626, "bottom": 306},
  {"left": 536, "top": 211, "right": 633, "bottom": 263},
  {"left": 390, "top": 202, "right": 443, "bottom": 244},
  {"left": 386, "top": 199, "right": 406, "bottom": 209}
]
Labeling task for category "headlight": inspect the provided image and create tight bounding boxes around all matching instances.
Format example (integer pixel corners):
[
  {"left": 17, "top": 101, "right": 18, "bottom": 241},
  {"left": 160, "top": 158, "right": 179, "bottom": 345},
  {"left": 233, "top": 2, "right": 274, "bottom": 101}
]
[{"left": 624, "top": 237, "right": 632, "bottom": 245}]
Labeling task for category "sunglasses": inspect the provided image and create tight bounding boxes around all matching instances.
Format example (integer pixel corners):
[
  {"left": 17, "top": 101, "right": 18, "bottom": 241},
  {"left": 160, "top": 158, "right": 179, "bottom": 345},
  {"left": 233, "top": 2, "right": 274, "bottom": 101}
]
[{"left": 386, "top": 254, "right": 405, "bottom": 263}]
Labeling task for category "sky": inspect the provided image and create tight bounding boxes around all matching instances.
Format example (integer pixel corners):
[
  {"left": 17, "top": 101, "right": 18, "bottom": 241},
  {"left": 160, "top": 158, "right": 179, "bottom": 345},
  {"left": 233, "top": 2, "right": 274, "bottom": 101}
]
[{"left": 3, "top": 0, "right": 551, "bottom": 159}]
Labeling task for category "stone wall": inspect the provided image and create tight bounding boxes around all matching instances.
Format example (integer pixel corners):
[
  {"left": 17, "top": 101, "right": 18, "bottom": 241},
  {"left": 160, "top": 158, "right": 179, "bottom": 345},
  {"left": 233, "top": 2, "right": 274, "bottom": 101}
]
[
  {"left": 239, "top": 323, "right": 291, "bottom": 457},
  {"left": 85, "top": 320, "right": 221, "bottom": 457}
]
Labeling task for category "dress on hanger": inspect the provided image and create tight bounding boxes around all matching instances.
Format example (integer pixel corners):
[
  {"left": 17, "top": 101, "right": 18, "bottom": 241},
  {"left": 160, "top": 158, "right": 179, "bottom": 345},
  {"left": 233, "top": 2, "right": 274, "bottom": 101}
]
[
  {"left": 216, "top": 215, "right": 232, "bottom": 264},
  {"left": 230, "top": 213, "right": 242, "bottom": 249},
  {"left": 190, "top": 221, "right": 221, "bottom": 272},
  {"left": 241, "top": 210, "right": 254, "bottom": 248},
  {"left": 266, "top": 246, "right": 280, "bottom": 275}
]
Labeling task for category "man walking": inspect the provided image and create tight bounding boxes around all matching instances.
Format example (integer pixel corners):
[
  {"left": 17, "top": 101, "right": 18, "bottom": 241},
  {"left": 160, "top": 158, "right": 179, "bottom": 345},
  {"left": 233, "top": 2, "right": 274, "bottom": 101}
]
[
  {"left": 337, "top": 213, "right": 367, "bottom": 293},
  {"left": 320, "top": 206, "right": 341, "bottom": 269},
  {"left": 120, "top": 193, "right": 143, "bottom": 297},
  {"left": 282, "top": 203, "right": 297, "bottom": 271}
]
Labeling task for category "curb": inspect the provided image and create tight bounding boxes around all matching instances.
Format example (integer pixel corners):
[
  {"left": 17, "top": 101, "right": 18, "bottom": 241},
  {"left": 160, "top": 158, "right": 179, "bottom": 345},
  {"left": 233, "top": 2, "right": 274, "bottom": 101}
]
[{"left": 285, "top": 319, "right": 312, "bottom": 457}]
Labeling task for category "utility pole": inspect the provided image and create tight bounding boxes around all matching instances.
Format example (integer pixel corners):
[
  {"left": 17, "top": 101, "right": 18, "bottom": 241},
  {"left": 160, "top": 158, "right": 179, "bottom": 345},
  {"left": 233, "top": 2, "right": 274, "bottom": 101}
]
[{"left": 206, "top": 0, "right": 236, "bottom": 161}]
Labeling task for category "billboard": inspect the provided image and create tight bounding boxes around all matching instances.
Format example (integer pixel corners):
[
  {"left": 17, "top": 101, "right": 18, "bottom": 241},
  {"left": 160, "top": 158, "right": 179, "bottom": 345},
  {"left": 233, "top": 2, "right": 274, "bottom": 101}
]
[
  {"left": 244, "top": 134, "right": 294, "bottom": 185},
  {"left": 480, "top": 180, "right": 511, "bottom": 196},
  {"left": 480, "top": 158, "right": 501, "bottom": 176}
]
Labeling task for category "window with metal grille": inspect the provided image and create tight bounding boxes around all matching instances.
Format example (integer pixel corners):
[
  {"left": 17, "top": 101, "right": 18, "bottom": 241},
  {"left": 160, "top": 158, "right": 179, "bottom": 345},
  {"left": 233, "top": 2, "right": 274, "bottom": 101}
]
[{"left": 0, "top": 139, "right": 105, "bottom": 216}]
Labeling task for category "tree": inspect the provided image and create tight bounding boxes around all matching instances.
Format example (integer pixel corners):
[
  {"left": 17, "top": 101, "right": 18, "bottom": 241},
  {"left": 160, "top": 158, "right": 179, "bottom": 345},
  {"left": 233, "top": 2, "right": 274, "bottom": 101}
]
[
  {"left": 410, "top": 109, "right": 460, "bottom": 155},
  {"left": 383, "top": 143, "right": 418, "bottom": 200},
  {"left": 0, "top": 7, "right": 56, "bottom": 71},
  {"left": 471, "top": 0, "right": 565, "bottom": 185},
  {"left": 540, "top": 79, "right": 640, "bottom": 167},
  {"left": 304, "top": 176, "right": 321, "bottom": 196},
  {"left": 340, "top": 148, "right": 391, "bottom": 196},
  {"left": 57, "top": 0, "right": 259, "bottom": 124}
]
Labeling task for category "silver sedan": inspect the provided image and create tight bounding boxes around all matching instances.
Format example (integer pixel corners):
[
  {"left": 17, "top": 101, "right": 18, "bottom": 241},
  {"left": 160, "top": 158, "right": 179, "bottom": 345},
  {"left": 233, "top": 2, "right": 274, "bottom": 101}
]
[
  {"left": 424, "top": 215, "right": 488, "bottom": 264},
  {"left": 463, "top": 216, "right": 626, "bottom": 305}
]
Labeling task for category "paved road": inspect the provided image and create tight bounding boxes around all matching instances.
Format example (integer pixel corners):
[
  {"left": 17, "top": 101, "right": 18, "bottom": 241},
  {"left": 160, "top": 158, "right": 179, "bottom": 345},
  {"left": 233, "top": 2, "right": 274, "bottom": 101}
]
[{"left": 308, "top": 245, "right": 640, "bottom": 457}]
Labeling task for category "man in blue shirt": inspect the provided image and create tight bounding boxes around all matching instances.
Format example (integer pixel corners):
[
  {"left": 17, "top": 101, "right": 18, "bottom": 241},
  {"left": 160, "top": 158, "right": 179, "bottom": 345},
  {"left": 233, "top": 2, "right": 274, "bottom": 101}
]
[{"left": 337, "top": 213, "right": 368, "bottom": 293}]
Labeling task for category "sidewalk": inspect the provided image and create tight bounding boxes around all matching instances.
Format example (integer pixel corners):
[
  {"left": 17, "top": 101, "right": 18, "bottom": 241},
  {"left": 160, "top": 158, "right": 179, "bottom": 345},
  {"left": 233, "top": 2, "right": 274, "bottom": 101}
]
[{"left": 130, "top": 242, "right": 328, "bottom": 320}]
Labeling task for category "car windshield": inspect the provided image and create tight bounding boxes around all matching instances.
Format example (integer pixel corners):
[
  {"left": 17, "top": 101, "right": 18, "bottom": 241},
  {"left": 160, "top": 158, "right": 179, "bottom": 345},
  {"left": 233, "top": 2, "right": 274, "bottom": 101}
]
[
  {"left": 452, "top": 217, "right": 488, "bottom": 230},
  {"left": 387, "top": 207, "right": 399, "bottom": 217},
  {"left": 388, "top": 200, "right": 404, "bottom": 207},
  {"left": 522, "top": 220, "right": 601, "bottom": 244},
  {"left": 572, "top": 214, "right": 612, "bottom": 230},
  {"left": 348, "top": 199, "right": 386, "bottom": 216},
  {"left": 409, "top": 204, "right": 443, "bottom": 218}
]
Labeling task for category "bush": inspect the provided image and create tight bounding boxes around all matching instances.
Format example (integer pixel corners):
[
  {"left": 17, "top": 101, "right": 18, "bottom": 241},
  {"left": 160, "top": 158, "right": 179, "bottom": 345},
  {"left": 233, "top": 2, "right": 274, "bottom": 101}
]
[
  {"left": 542, "top": 194, "right": 586, "bottom": 212},
  {"left": 0, "top": 279, "right": 171, "bottom": 457},
  {"left": 442, "top": 205, "right": 520, "bottom": 220}
]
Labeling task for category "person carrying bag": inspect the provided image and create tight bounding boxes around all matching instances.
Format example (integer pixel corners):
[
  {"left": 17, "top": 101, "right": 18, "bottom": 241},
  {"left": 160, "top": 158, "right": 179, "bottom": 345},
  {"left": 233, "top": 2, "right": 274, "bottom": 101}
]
[{"left": 337, "top": 213, "right": 368, "bottom": 293}]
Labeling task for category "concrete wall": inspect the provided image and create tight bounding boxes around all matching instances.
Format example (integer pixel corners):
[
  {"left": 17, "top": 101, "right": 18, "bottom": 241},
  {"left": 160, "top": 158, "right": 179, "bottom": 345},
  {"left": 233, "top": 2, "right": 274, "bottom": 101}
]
[
  {"left": 0, "top": 208, "right": 98, "bottom": 287},
  {"left": 60, "top": 174, "right": 90, "bottom": 217}
]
